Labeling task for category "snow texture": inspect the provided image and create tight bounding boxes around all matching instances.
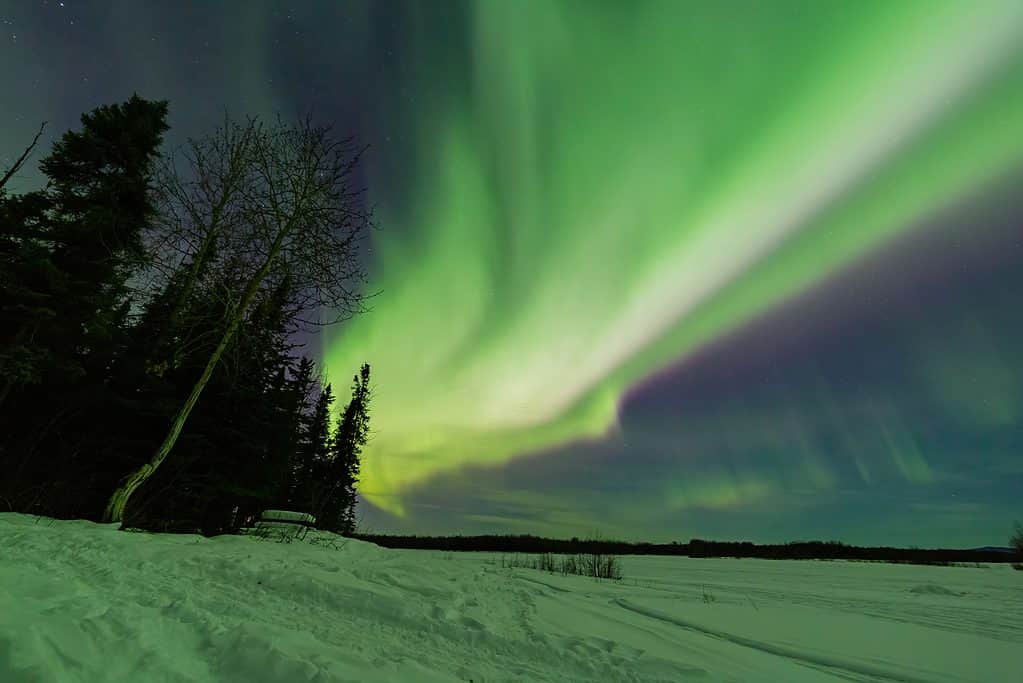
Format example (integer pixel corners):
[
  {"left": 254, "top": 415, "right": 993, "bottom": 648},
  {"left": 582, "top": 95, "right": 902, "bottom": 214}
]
[{"left": 0, "top": 513, "right": 1020, "bottom": 682}]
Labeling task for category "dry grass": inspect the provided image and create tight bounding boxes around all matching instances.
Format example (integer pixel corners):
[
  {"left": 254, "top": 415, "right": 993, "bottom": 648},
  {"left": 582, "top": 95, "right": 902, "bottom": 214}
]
[{"left": 501, "top": 551, "right": 623, "bottom": 580}]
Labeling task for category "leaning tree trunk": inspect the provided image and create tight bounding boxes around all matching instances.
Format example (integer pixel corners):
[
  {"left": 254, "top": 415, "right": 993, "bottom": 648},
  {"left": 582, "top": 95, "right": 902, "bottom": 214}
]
[{"left": 103, "top": 232, "right": 287, "bottom": 524}]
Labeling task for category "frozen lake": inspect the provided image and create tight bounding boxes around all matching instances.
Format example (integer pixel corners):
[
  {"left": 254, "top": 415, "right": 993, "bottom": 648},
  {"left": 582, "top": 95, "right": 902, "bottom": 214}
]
[{"left": 1, "top": 513, "right": 1020, "bottom": 682}]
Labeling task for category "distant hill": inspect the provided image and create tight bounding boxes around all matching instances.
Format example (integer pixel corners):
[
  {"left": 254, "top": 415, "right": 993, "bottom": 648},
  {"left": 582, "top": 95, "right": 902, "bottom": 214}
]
[{"left": 968, "top": 546, "right": 1014, "bottom": 554}]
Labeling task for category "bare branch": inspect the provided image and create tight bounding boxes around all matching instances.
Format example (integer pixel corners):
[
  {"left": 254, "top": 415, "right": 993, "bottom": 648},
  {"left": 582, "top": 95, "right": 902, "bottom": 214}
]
[
  {"left": 0, "top": 122, "right": 47, "bottom": 192},
  {"left": 105, "top": 113, "right": 374, "bottom": 522}
]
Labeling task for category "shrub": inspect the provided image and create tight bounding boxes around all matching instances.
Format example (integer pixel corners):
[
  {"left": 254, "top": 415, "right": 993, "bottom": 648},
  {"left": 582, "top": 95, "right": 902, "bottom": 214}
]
[
  {"left": 501, "top": 551, "right": 622, "bottom": 580},
  {"left": 584, "top": 550, "right": 623, "bottom": 580}
]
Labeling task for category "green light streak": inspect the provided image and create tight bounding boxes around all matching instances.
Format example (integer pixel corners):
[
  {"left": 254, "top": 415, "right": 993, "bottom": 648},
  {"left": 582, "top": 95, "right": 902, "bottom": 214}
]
[{"left": 323, "top": 0, "right": 1023, "bottom": 516}]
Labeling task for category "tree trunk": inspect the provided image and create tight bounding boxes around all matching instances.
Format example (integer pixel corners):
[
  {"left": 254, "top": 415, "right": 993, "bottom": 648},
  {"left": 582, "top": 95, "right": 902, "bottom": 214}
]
[{"left": 103, "top": 230, "right": 288, "bottom": 524}]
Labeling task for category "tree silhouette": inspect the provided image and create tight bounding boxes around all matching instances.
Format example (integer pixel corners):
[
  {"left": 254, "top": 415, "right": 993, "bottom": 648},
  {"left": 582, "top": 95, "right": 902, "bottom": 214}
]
[
  {"left": 291, "top": 381, "right": 334, "bottom": 514},
  {"left": 0, "top": 96, "right": 168, "bottom": 406},
  {"left": 319, "top": 364, "right": 371, "bottom": 533},
  {"left": 0, "top": 98, "right": 378, "bottom": 535},
  {"left": 103, "top": 116, "right": 371, "bottom": 523}
]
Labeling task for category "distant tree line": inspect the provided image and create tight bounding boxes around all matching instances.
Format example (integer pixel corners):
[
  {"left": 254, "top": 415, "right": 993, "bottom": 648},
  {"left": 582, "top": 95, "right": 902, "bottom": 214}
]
[
  {"left": 353, "top": 534, "right": 688, "bottom": 556},
  {"left": 685, "top": 539, "right": 1018, "bottom": 564},
  {"left": 0, "top": 95, "right": 372, "bottom": 535},
  {"left": 356, "top": 534, "right": 1021, "bottom": 564}
]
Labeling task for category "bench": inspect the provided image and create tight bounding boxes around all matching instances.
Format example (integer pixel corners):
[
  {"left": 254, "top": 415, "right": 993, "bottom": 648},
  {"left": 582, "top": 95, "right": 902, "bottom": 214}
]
[{"left": 249, "top": 509, "right": 317, "bottom": 542}]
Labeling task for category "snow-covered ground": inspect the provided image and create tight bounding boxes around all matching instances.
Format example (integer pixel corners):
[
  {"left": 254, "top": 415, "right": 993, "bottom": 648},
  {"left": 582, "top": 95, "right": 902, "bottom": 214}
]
[{"left": 1, "top": 513, "right": 1020, "bottom": 682}]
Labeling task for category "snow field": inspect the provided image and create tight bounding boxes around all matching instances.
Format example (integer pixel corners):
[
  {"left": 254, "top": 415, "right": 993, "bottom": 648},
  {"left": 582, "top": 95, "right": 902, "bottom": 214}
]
[{"left": 0, "top": 513, "right": 1020, "bottom": 682}]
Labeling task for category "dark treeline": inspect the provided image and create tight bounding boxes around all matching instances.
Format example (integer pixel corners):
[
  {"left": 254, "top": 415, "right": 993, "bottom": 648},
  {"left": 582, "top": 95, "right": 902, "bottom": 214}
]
[
  {"left": 0, "top": 95, "right": 372, "bottom": 536},
  {"left": 354, "top": 534, "right": 688, "bottom": 556},
  {"left": 685, "top": 539, "right": 1017, "bottom": 564},
  {"left": 356, "top": 534, "right": 1019, "bottom": 564}
]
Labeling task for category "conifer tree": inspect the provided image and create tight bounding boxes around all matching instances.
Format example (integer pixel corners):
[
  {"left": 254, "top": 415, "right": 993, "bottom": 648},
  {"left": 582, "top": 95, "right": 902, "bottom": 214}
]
[
  {"left": 0, "top": 191, "right": 57, "bottom": 396},
  {"left": 0, "top": 96, "right": 168, "bottom": 516},
  {"left": 0, "top": 95, "right": 168, "bottom": 404},
  {"left": 292, "top": 381, "right": 334, "bottom": 515},
  {"left": 280, "top": 356, "right": 317, "bottom": 505},
  {"left": 319, "top": 364, "right": 371, "bottom": 533}
]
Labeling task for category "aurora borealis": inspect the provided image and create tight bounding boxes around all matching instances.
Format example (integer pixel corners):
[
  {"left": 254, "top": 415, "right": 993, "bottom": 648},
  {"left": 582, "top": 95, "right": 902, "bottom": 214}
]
[{"left": 3, "top": 0, "right": 1022, "bottom": 545}]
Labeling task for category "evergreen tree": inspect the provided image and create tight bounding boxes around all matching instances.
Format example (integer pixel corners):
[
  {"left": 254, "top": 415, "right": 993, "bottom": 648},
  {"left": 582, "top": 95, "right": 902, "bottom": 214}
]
[
  {"left": 280, "top": 356, "right": 317, "bottom": 506},
  {"left": 0, "top": 190, "right": 58, "bottom": 396},
  {"left": 311, "top": 383, "right": 336, "bottom": 469},
  {"left": 40, "top": 95, "right": 168, "bottom": 383},
  {"left": 319, "top": 364, "right": 371, "bottom": 533},
  {"left": 292, "top": 382, "right": 334, "bottom": 516},
  {"left": 1, "top": 96, "right": 167, "bottom": 402},
  {"left": 0, "top": 124, "right": 49, "bottom": 393},
  {"left": 0, "top": 96, "right": 168, "bottom": 516}
]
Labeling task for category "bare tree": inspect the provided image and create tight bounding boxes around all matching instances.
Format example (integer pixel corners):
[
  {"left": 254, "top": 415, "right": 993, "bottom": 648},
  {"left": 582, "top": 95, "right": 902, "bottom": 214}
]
[
  {"left": 103, "top": 116, "right": 372, "bottom": 523},
  {"left": 140, "top": 115, "right": 259, "bottom": 377}
]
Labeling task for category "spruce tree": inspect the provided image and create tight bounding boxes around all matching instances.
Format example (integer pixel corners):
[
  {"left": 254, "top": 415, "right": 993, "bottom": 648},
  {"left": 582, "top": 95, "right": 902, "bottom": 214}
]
[
  {"left": 292, "top": 381, "right": 334, "bottom": 516},
  {"left": 0, "top": 95, "right": 168, "bottom": 404},
  {"left": 0, "top": 96, "right": 168, "bottom": 517},
  {"left": 282, "top": 356, "right": 317, "bottom": 506},
  {"left": 40, "top": 94, "right": 169, "bottom": 383},
  {"left": 319, "top": 364, "right": 370, "bottom": 533}
]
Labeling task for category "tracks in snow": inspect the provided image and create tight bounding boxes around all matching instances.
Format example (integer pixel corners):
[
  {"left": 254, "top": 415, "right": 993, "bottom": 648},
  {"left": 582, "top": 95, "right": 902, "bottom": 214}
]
[{"left": 613, "top": 598, "right": 942, "bottom": 683}]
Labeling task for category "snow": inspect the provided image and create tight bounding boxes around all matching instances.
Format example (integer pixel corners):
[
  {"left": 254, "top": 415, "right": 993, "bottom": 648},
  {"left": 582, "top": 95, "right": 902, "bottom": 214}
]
[{"left": 0, "top": 513, "right": 1019, "bottom": 682}]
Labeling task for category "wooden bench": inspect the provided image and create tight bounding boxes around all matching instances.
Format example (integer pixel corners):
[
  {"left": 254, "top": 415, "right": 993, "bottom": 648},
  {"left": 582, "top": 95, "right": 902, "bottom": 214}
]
[{"left": 250, "top": 509, "right": 317, "bottom": 542}]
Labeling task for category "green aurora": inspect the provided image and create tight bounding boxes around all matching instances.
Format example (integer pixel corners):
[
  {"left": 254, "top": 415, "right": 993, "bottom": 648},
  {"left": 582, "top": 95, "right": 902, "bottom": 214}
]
[
  {"left": 3, "top": 0, "right": 1022, "bottom": 544},
  {"left": 322, "top": 0, "right": 1023, "bottom": 518}
]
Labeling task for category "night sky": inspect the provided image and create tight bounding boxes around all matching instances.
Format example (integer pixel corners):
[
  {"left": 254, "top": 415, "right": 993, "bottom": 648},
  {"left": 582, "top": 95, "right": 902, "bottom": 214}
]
[{"left": 3, "top": 1, "right": 1021, "bottom": 546}]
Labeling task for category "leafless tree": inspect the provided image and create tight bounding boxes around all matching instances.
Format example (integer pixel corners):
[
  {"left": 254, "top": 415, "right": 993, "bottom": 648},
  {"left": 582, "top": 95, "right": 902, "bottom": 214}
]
[
  {"left": 104, "top": 115, "right": 372, "bottom": 523},
  {"left": 139, "top": 115, "right": 260, "bottom": 377}
]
